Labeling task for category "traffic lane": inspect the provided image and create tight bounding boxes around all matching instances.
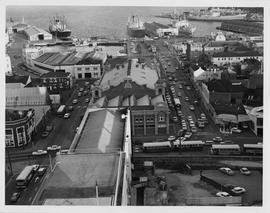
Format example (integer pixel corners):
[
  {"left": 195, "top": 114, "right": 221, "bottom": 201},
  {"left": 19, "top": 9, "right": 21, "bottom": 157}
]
[{"left": 5, "top": 176, "right": 18, "bottom": 205}]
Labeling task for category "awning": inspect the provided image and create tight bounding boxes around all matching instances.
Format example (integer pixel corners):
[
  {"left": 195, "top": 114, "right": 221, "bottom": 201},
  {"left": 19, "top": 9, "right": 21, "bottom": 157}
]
[
  {"left": 216, "top": 114, "right": 238, "bottom": 123},
  {"left": 238, "top": 114, "right": 251, "bottom": 122}
]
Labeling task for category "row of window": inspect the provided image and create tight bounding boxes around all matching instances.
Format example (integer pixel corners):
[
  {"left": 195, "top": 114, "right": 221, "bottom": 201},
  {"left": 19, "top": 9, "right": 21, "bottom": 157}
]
[
  {"left": 6, "top": 126, "right": 26, "bottom": 147},
  {"left": 216, "top": 56, "right": 259, "bottom": 61},
  {"left": 134, "top": 115, "right": 166, "bottom": 123},
  {"left": 42, "top": 78, "right": 69, "bottom": 83},
  {"left": 77, "top": 66, "right": 99, "bottom": 71}
]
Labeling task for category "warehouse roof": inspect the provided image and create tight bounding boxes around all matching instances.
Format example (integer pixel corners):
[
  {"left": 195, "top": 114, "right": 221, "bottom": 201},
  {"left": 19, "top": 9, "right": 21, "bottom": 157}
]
[
  {"left": 212, "top": 51, "right": 262, "bottom": 58},
  {"left": 41, "top": 72, "right": 71, "bottom": 78}
]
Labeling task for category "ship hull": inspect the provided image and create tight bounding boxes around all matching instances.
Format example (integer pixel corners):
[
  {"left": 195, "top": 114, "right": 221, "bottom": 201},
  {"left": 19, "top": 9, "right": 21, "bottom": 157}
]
[
  {"left": 49, "top": 29, "right": 72, "bottom": 39},
  {"left": 127, "top": 27, "right": 145, "bottom": 38},
  {"left": 187, "top": 15, "right": 247, "bottom": 22}
]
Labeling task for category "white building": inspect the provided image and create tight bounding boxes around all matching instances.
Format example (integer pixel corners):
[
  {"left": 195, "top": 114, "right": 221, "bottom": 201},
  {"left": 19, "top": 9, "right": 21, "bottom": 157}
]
[
  {"left": 215, "top": 31, "right": 226, "bottom": 41},
  {"left": 193, "top": 66, "right": 222, "bottom": 82},
  {"left": 6, "top": 54, "right": 12, "bottom": 75},
  {"left": 172, "top": 42, "right": 187, "bottom": 54},
  {"left": 23, "top": 26, "right": 53, "bottom": 42},
  {"left": 157, "top": 27, "right": 179, "bottom": 37},
  {"left": 245, "top": 106, "right": 263, "bottom": 136},
  {"left": 211, "top": 51, "right": 263, "bottom": 66}
]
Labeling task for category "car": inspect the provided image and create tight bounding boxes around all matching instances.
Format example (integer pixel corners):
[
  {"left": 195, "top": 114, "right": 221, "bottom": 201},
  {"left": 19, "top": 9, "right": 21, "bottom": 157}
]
[
  {"left": 45, "top": 125, "right": 53, "bottom": 132},
  {"left": 242, "top": 124, "right": 249, "bottom": 129},
  {"left": 79, "top": 87, "right": 84, "bottom": 92},
  {"left": 64, "top": 113, "right": 71, "bottom": 119},
  {"left": 85, "top": 81, "right": 90, "bottom": 86},
  {"left": 177, "top": 111, "right": 183, "bottom": 117},
  {"left": 194, "top": 100, "right": 199, "bottom": 105},
  {"left": 189, "top": 105, "right": 195, "bottom": 111},
  {"left": 47, "top": 145, "right": 61, "bottom": 151},
  {"left": 184, "top": 132, "right": 192, "bottom": 139},
  {"left": 32, "top": 150, "right": 47, "bottom": 156},
  {"left": 219, "top": 167, "right": 234, "bottom": 176},
  {"left": 37, "top": 167, "right": 47, "bottom": 176},
  {"left": 231, "top": 127, "right": 242, "bottom": 133},
  {"left": 187, "top": 116, "right": 193, "bottom": 121},
  {"left": 67, "top": 105, "right": 74, "bottom": 111},
  {"left": 186, "top": 86, "right": 191, "bottom": 90},
  {"left": 201, "top": 113, "right": 206, "bottom": 117},
  {"left": 85, "top": 98, "right": 90, "bottom": 103},
  {"left": 172, "top": 116, "right": 178, "bottom": 123},
  {"left": 41, "top": 131, "right": 50, "bottom": 138},
  {"left": 78, "top": 92, "right": 82, "bottom": 97},
  {"left": 168, "top": 135, "right": 176, "bottom": 141},
  {"left": 240, "top": 167, "right": 251, "bottom": 175},
  {"left": 32, "top": 164, "right": 40, "bottom": 172},
  {"left": 10, "top": 192, "right": 21, "bottom": 202},
  {"left": 231, "top": 186, "right": 246, "bottom": 195},
  {"left": 190, "top": 123, "right": 195, "bottom": 128},
  {"left": 182, "top": 126, "right": 187, "bottom": 130},
  {"left": 178, "top": 92, "right": 181, "bottom": 97},
  {"left": 179, "top": 84, "right": 183, "bottom": 89},
  {"left": 213, "top": 137, "right": 223, "bottom": 142},
  {"left": 72, "top": 99, "right": 78, "bottom": 104},
  {"left": 133, "top": 146, "right": 141, "bottom": 153},
  {"left": 83, "top": 90, "right": 88, "bottom": 96},
  {"left": 216, "top": 192, "right": 231, "bottom": 197},
  {"left": 191, "top": 127, "right": 197, "bottom": 133}
]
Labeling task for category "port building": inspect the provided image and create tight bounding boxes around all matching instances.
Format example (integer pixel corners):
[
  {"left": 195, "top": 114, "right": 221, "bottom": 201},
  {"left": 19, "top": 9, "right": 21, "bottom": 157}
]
[
  {"left": 91, "top": 58, "right": 171, "bottom": 136},
  {"left": 23, "top": 26, "right": 53, "bottom": 42}
]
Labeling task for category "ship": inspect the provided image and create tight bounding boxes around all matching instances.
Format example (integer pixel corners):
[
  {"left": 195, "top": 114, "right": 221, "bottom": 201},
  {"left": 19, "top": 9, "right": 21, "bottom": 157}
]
[
  {"left": 49, "top": 15, "right": 72, "bottom": 40},
  {"left": 155, "top": 9, "right": 180, "bottom": 20},
  {"left": 187, "top": 8, "right": 247, "bottom": 22},
  {"left": 172, "top": 18, "right": 196, "bottom": 37},
  {"left": 127, "top": 16, "right": 146, "bottom": 38}
]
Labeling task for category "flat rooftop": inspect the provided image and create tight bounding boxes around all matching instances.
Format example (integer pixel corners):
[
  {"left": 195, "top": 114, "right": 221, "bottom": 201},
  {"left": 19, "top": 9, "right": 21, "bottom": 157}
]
[
  {"left": 39, "top": 153, "right": 120, "bottom": 204},
  {"left": 75, "top": 108, "right": 125, "bottom": 153}
]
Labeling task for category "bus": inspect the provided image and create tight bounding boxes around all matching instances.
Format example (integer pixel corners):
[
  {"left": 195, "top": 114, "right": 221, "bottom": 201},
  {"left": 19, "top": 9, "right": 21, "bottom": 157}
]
[
  {"left": 143, "top": 141, "right": 172, "bottom": 152},
  {"left": 16, "top": 165, "right": 35, "bottom": 189},
  {"left": 57, "top": 105, "right": 66, "bottom": 117},
  {"left": 210, "top": 144, "right": 241, "bottom": 155},
  {"left": 243, "top": 144, "right": 263, "bottom": 155},
  {"left": 178, "top": 140, "right": 205, "bottom": 151}
]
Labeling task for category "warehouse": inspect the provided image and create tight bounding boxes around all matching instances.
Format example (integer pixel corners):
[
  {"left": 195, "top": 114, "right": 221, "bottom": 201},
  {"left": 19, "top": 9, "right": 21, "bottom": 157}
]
[{"left": 23, "top": 26, "right": 52, "bottom": 42}]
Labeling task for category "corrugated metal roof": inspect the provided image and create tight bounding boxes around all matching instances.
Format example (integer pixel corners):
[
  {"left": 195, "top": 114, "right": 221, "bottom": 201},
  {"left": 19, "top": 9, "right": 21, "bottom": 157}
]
[
  {"left": 137, "top": 95, "right": 150, "bottom": 106},
  {"left": 151, "top": 94, "right": 164, "bottom": 105}
]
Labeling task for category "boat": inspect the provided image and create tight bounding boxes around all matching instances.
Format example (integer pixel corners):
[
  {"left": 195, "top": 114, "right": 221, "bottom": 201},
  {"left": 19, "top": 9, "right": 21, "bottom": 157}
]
[
  {"left": 172, "top": 18, "right": 196, "bottom": 37},
  {"left": 187, "top": 8, "right": 247, "bottom": 22},
  {"left": 127, "top": 16, "right": 146, "bottom": 38},
  {"left": 155, "top": 9, "right": 180, "bottom": 20},
  {"left": 49, "top": 15, "right": 72, "bottom": 40}
]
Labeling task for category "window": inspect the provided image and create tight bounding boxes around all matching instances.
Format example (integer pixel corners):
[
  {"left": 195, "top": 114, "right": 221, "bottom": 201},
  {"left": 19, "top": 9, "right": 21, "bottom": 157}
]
[
  {"left": 85, "top": 67, "right": 90, "bottom": 71},
  {"left": 257, "top": 118, "right": 263, "bottom": 126},
  {"left": 17, "top": 126, "right": 26, "bottom": 146},
  {"left": 159, "top": 114, "right": 165, "bottom": 122},
  {"left": 93, "top": 67, "right": 98, "bottom": 71},
  {"left": 77, "top": 67, "right": 82, "bottom": 71},
  {"left": 5, "top": 129, "right": 15, "bottom": 147}
]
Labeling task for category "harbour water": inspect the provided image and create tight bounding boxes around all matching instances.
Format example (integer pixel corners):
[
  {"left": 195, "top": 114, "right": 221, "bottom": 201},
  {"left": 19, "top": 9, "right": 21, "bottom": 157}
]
[{"left": 6, "top": 6, "right": 221, "bottom": 39}]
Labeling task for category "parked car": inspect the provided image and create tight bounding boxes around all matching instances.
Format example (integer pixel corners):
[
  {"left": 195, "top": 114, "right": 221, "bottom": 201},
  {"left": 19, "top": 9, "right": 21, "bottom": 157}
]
[
  {"left": 205, "top": 140, "right": 214, "bottom": 145},
  {"left": 231, "top": 186, "right": 246, "bottom": 195},
  {"left": 178, "top": 92, "right": 181, "bottom": 97},
  {"left": 72, "top": 99, "right": 78, "bottom": 104},
  {"left": 240, "top": 167, "right": 251, "bottom": 175},
  {"left": 179, "top": 84, "right": 183, "bottom": 89},
  {"left": 184, "top": 132, "right": 192, "bottom": 139},
  {"left": 172, "top": 116, "right": 178, "bottom": 123},
  {"left": 37, "top": 167, "right": 47, "bottom": 176},
  {"left": 10, "top": 192, "right": 21, "bottom": 202},
  {"left": 47, "top": 145, "right": 61, "bottom": 151},
  {"left": 32, "top": 164, "right": 40, "bottom": 172},
  {"left": 32, "top": 150, "right": 47, "bottom": 156},
  {"left": 186, "top": 86, "right": 191, "bottom": 90},
  {"left": 79, "top": 87, "right": 84, "bottom": 92},
  {"left": 219, "top": 167, "right": 234, "bottom": 176},
  {"left": 213, "top": 137, "right": 223, "bottom": 142},
  {"left": 85, "top": 98, "right": 90, "bottom": 103},
  {"left": 231, "top": 127, "right": 242, "bottom": 133},
  {"left": 189, "top": 105, "right": 195, "bottom": 111},
  {"left": 185, "top": 97, "right": 189, "bottom": 102},
  {"left": 168, "top": 135, "right": 176, "bottom": 141},
  {"left": 41, "top": 131, "right": 50, "bottom": 138},
  {"left": 216, "top": 192, "right": 231, "bottom": 197},
  {"left": 191, "top": 127, "right": 197, "bottom": 133},
  {"left": 78, "top": 92, "right": 82, "bottom": 97},
  {"left": 64, "top": 113, "right": 71, "bottom": 119}
]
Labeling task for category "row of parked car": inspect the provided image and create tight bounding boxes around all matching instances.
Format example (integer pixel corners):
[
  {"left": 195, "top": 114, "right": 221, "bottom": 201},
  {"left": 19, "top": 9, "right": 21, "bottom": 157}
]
[
  {"left": 32, "top": 145, "right": 61, "bottom": 156},
  {"left": 215, "top": 167, "right": 251, "bottom": 197}
]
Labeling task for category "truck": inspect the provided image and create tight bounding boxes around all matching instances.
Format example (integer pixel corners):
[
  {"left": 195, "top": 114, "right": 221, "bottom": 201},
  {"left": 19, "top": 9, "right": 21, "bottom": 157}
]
[{"left": 57, "top": 105, "right": 66, "bottom": 117}]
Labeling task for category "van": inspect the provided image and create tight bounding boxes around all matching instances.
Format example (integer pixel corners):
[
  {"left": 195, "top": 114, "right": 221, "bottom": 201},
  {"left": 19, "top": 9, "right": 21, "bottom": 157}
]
[{"left": 205, "top": 140, "right": 214, "bottom": 145}]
